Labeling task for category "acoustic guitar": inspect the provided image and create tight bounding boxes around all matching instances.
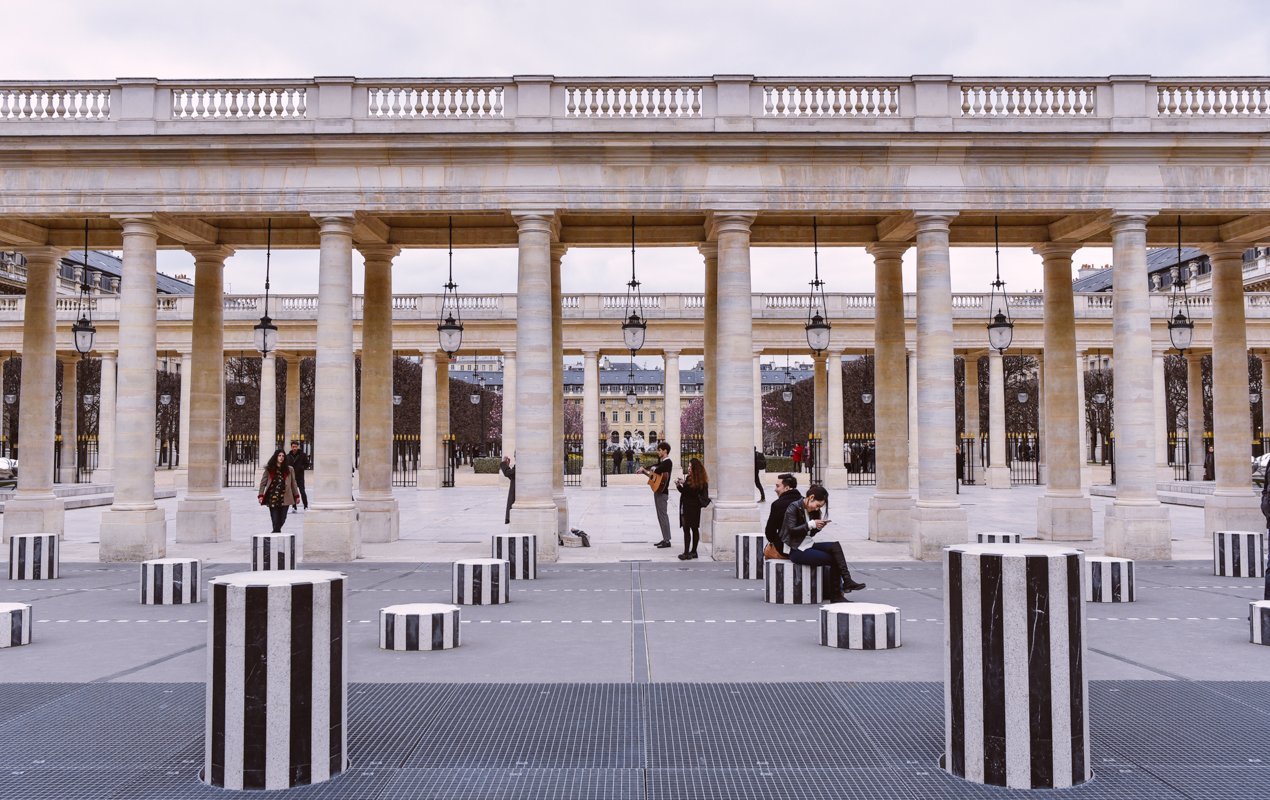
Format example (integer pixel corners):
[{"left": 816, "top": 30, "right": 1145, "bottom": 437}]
[{"left": 646, "top": 470, "right": 667, "bottom": 494}]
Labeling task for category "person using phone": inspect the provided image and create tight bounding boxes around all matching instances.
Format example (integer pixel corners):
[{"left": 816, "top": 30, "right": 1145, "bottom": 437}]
[{"left": 778, "top": 485, "right": 866, "bottom": 602}]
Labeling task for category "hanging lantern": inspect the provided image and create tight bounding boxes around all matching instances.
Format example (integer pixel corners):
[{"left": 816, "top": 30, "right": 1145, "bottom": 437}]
[
  {"left": 71, "top": 220, "right": 96, "bottom": 356},
  {"left": 986, "top": 216, "right": 1014, "bottom": 353},
  {"left": 1167, "top": 215, "right": 1195, "bottom": 354},
  {"left": 804, "top": 217, "right": 831, "bottom": 354},
  {"left": 438, "top": 216, "right": 465, "bottom": 357},
  {"left": 621, "top": 216, "right": 647, "bottom": 352},
  {"left": 626, "top": 366, "right": 638, "bottom": 406},
  {"left": 252, "top": 219, "right": 278, "bottom": 356}
]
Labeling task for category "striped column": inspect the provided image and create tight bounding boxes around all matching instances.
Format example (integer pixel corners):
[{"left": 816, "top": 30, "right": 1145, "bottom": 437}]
[
  {"left": 1213, "top": 530, "right": 1265, "bottom": 577},
  {"left": 8, "top": 534, "right": 58, "bottom": 580},
  {"left": 0, "top": 603, "right": 32, "bottom": 647},
  {"left": 764, "top": 560, "right": 825, "bottom": 604},
  {"left": 820, "top": 602, "right": 901, "bottom": 650},
  {"left": 943, "top": 543, "right": 1089, "bottom": 790},
  {"left": 252, "top": 533, "right": 297, "bottom": 571},
  {"left": 140, "top": 558, "right": 202, "bottom": 605},
  {"left": 1085, "top": 557, "right": 1135, "bottom": 603},
  {"left": 976, "top": 532, "right": 1021, "bottom": 545},
  {"left": 380, "top": 603, "right": 461, "bottom": 651},
  {"left": 491, "top": 534, "right": 537, "bottom": 580},
  {"left": 452, "top": 559, "right": 510, "bottom": 605},
  {"left": 1251, "top": 600, "right": 1270, "bottom": 646},
  {"left": 734, "top": 533, "right": 766, "bottom": 580},
  {"left": 205, "top": 570, "right": 347, "bottom": 791}
]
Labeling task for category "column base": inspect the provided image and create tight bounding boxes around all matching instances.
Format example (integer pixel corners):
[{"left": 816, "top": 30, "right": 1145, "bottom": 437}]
[
  {"left": 1204, "top": 492, "right": 1264, "bottom": 538},
  {"left": 303, "top": 507, "right": 361, "bottom": 562},
  {"left": 171, "top": 468, "right": 189, "bottom": 490},
  {"left": 91, "top": 468, "right": 113, "bottom": 486},
  {"left": 910, "top": 503, "right": 968, "bottom": 561},
  {"left": 1188, "top": 465, "right": 1207, "bottom": 482},
  {"left": 868, "top": 492, "right": 914, "bottom": 543},
  {"left": 1037, "top": 464, "right": 1048, "bottom": 485},
  {"left": 2, "top": 494, "right": 65, "bottom": 541},
  {"left": 57, "top": 468, "right": 79, "bottom": 484},
  {"left": 358, "top": 496, "right": 400, "bottom": 543},
  {"left": 418, "top": 468, "right": 441, "bottom": 490},
  {"left": 1156, "top": 466, "right": 1176, "bottom": 482},
  {"left": 510, "top": 503, "right": 559, "bottom": 563},
  {"left": 822, "top": 467, "right": 851, "bottom": 490},
  {"left": 99, "top": 506, "right": 167, "bottom": 562},
  {"left": 710, "top": 500, "right": 762, "bottom": 562},
  {"left": 553, "top": 493, "right": 569, "bottom": 537},
  {"left": 581, "top": 466, "right": 602, "bottom": 489},
  {"left": 1036, "top": 493, "right": 1093, "bottom": 541},
  {"left": 1103, "top": 501, "right": 1172, "bottom": 560},
  {"left": 986, "top": 467, "right": 1010, "bottom": 489},
  {"left": 175, "top": 495, "right": 232, "bottom": 543}
]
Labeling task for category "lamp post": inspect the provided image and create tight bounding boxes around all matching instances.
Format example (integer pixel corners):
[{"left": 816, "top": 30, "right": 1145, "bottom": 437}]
[
  {"left": 252, "top": 219, "right": 278, "bottom": 356},
  {"left": 71, "top": 220, "right": 96, "bottom": 356},
  {"left": 804, "top": 217, "right": 832, "bottom": 355},
  {"left": 986, "top": 216, "right": 1014, "bottom": 353},
  {"left": 1167, "top": 216, "right": 1195, "bottom": 354},
  {"left": 437, "top": 216, "right": 464, "bottom": 358},
  {"left": 1092, "top": 391, "right": 1108, "bottom": 464}
]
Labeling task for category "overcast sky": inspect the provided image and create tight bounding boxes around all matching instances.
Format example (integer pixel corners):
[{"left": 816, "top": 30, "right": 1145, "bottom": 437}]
[{"left": 10, "top": 1, "right": 1269, "bottom": 298}]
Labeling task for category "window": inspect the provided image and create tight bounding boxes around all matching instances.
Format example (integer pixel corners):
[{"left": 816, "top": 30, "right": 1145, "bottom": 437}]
[
  {"left": 611, "top": 411, "right": 618, "bottom": 422},
  {"left": 650, "top": 411, "right": 656, "bottom": 423},
  {"left": 638, "top": 411, "right": 644, "bottom": 422},
  {"left": 625, "top": 411, "right": 631, "bottom": 423}
]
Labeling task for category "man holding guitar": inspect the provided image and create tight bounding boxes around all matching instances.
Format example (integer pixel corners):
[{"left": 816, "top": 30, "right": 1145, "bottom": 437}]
[{"left": 639, "top": 441, "right": 674, "bottom": 549}]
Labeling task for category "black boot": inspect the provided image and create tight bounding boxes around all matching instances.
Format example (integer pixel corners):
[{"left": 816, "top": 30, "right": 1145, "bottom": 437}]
[{"left": 829, "top": 544, "right": 867, "bottom": 593}]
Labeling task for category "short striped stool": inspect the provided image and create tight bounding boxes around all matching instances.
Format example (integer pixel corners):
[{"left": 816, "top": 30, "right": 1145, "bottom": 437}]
[
  {"left": 0, "top": 603, "right": 32, "bottom": 647},
  {"left": 491, "top": 534, "right": 537, "bottom": 580},
  {"left": 820, "top": 602, "right": 901, "bottom": 650},
  {"left": 1213, "top": 530, "right": 1265, "bottom": 577},
  {"left": 140, "top": 558, "right": 202, "bottom": 605},
  {"left": 8, "top": 534, "right": 58, "bottom": 580},
  {"left": 1251, "top": 601, "right": 1270, "bottom": 646},
  {"left": 452, "top": 558, "right": 510, "bottom": 605},
  {"left": 976, "top": 532, "right": 1021, "bottom": 545},
  {"left": 252, "top": 533, "right": 297, "bottom": 571},
  {"left": 734, "top": 533, "right": 766, "bottom": 580},
  {"left": 764, "top": 559, "right": 825, "bottom": 604},
  {"left": 1085, "top": 557, "right": 1135, "bottom": 603},
  {"left": 380, "top": 603, "right": 461, "bottom": 651}
]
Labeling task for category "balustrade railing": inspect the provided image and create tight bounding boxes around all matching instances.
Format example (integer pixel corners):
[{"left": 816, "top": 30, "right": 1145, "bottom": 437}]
[
  {"left": 171, "top": 85, "right": 308, "bottom": 120},
  {"left": 959, "top": 82, "right": 1097, "bottom": 117},
  {"left": 564, "top": 83, "right": 702, "bottom": 118},
  {"left": 1155, "top": 82, "right": 1270, "bottom": 116},
  {"left": 762, "top": 83, "right": 900, "bottom": 117},
  {"left": 0, "top": 86, "right": 111, "bottom": 120},
  {"left": 367, "top": 84, "right": 504, "bottom": 119}
]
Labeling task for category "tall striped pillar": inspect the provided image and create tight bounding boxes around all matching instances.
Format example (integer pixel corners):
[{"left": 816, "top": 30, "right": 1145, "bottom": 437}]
[
  {"left": 943, "top": 543, "right": 1089, "bottom": 790},
  {"left": 205, "top": 570, "right": 347, "bottom": 791}
]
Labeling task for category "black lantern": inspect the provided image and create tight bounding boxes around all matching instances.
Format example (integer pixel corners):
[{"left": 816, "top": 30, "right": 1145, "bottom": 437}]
[
  {"left": 470, "top": 375, "right": 483, "bottom": 405},
  {"left": 71, "top": 220, "right": 96, "bottom": 356},
  {"left": 782, "top": 353, "right": 794, "bottom": 403},
  {"left": 626, "top": 365, "right": 638, "bottom": 406},
  {"left": 438, "top": 216, "right": 464, "bottom": 357},
  {"left": 621, "top": 216, "right": 647, "bottom": 352},
  {"left": 252, "top": 218, "right": 278, "bottom": 356},
  {"left": 804, "top": 217, "right": 831, "bottom": 354},
  {"left": 986, "top": 216, "right": 1014, "bottom": 353},
  {"left": 1167, "top": 215, "right": 1195, "bottom": 354}
]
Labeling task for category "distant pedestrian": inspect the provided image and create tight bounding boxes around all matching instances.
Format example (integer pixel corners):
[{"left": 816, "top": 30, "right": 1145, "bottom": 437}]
[
  {"left": 792, "top": 443, "right": 804, "bottom": 473},
  {"left": 675, "top": 458, "right": 709, "bottom": 560},
  {"left": 611, "top": 447, "right": 621, "bottom": 476},
  {"left": 1204, "top": 444, "right": 1215, "bottom": 481},
  {"left": 754, "top": 448, "right": 767, "bottom": 501},
  {"left": 624, "top": 445, "right": 635, "bottom": 474},
  {"left": 286, "top": 440, "right": 309, "bottom": 511},
  {"left": 257, "top": 449, "right": 300, "bottom": 534},
  {"left": 500, "top": 455, "right": 516, "bottom": 525}
]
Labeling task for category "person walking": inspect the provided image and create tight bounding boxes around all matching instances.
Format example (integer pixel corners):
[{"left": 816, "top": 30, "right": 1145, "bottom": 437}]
[
  {"left": 257, "top": 449, "right": 301, "bottom": 534},
  {"left": 763, "top": 473, "right": 802, "bottom": 558},
  {"left": 286, "top": 439, "right": 309, "bottom": 511},
  {"left": 500, "top": 454, "right": 516, "bottom": 525},
  {"left": 675, "top": 458, "right": 709, "bottom": 560},
  {"left": 792, "top": 442, "right": 804, "bottom": 473},
  {"left": 754, "top": 448, "right": 767, "bottom": 501},
  {"left": 611, "top": 446, "right": 621, "bottom": 477},
  {"left": 638, "top": 441, "right": 674, "bottom": 548},
  {"left": 779, "top": 485, "right": 867, "bottom": 601}
]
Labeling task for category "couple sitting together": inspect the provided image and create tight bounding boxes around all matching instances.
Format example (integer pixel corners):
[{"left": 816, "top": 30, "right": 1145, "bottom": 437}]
[{"left": 764, "top": 473, "right": 866, "bottom": 604}]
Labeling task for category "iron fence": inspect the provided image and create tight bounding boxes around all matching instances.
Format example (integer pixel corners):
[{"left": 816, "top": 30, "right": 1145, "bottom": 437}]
[
  {"left": 958, "top": 435, "right": 979, "bottom": 486},
  {"left": 155, "top": 434, "right": 179, "bottom": 470},
  {"left": 392, "top": 434, "right": 420, "bottom": 487},
  {"left": 563, "top": 435, "right": 583, "bottom": 487},
  {"left": 441, "top": 435, "right": 456, "bottom": 488},
  {"left": 76, "top": 435, "right": 97, "bottom": 483},
  {"left": 844, "top": 433, "right": 876, "bottom": 486},
  {"left": 806, "top": 434, "right": 823, "bottom": 486},
  {"left": 224, "top": 434, "right": 260, "bottom": 487},
  {"left": 599, "top": 438, "right": 608, "bottom": 487},
  {"left": 1168, "top": 433, "right": 1189, "bottom": 481},
  {"left": 1007, "top": 432, "right": 1039, "bottom": 485},
  {"left": 680, "top": 435, "right": 705, "bottom": 470}
]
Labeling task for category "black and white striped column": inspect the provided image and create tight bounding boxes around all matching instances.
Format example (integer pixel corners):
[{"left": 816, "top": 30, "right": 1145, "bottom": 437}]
[
  {"left": 943, "top": 543, "right": 1090, "bottom": 790},
  {"left": 491, "top": 534, "right": 537, "bottom": 580},
  {"left": 1213, "top": 530, "right": 1265, "bottom": 578},
  {"left": 140, "top": 558, "right": 202, "bottom": 605},
  {"left": 764, "top": 560, "right": 824, "bottom": 604},
  {"left": 0, "top": 602, "right": 32, "bottom": 647},
  {"left": 8, "top": 533, "right": 58, "bottom": 580},
  {"left": 380, "top": 603, "right": 461, "bottom": 651},
  {"left": 820, "top": 602, "right": 901, "bottom": 650},
  {"left": 205, "top": 570, "right": 347, "bottom": 791},
  {"left": 452, "top": 558, "right": 510, "bottom": 605},
  {"left": 1251, "top": 601, "right": 1270, "bottom": 646},
  {"left": 252, "top": 533, "right": 297, "bottom": 571},
  {"left": 1085, "top": 557, "right": 1134, "bottom": 603},
  {"left": 734, "top": 533, "right": 766, "bottom": 580},
  {"left": 976, "top": 532, "right": 1021, "bottom": 545}
]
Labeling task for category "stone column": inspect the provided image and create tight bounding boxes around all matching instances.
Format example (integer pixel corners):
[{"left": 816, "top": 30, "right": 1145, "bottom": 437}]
[
  {"left": 258, "top": 353, "right": 277, "bottom": 456},
  {"left": 1035, "top": 244, "right": 1092, "bottom": 540},
  {"left": 752, "top": 352, "right": 763, "bottom": 451},
  {"left": 4, "top": 247, "right": 65, "bottom": 540},
  {"left": 1187, "top": 352, "right": 1206, "bottom": 480},
  {"left": 1204, "top": 244, "right": 1263, "bottom": 532},
  {"left": 95, "top": 352, "right": 117, "bottom": 485},
  {"left": 99, "top": 220, "right": 165, "bottom": 560},
  {"left": 1261, "top": 354, "right": 1270, "bottom": 453},
  {"left": 418, "top": 351, "right": 440, "bottom": 489},
  {"left": 824, "top": 349, "right": 848, "bottom": 489},
  {"left": 581, "top": 349, "right": 601, "bottom": 488},
  {"left": 1036, "top": 354, "right": 1046, "bottom": 484},
  {"left": 964, "top": 355, "right": 980, "bottom": 437},
  {"left": 1103, "top": 213, "right": 1171, "bottom": 559},
  {"left": 1076, "top": 351, "right": 1090, "bottom": 487},
  {"left": 911, "top": 213, "right": 967, "bottom": 557},
  {"left": 435, "top": 355, "right": 450, "bottom": 470},
  {"left": 708, "top": 213, "right": 761, "bottom": 557},
  {"left": 285, "top": 355, "right": 302, "bottom": 441},
  {"left": 702, "top": 243, "right": 718, "bottom": 486},
  {"left": 57, "top": 358, "right": 78, "bottom": 483},
  {"left": 303, "top": 215, "right": 360, "bottom": 561},
  {"left": 176, "top": 351, "right": 192, "bottom": 482},
  {"left": 908, "top": 349, "right": 920, "bottom": 490},
  {"left": 812, "top": 352, "right": 827, "bottom": 446},
  {"left": 550, "top": 245, "right": 568, "bottom": 536},
  {"left": 508, "top": 212, "right": 559, "bottom": 560},
  {"left": 357, "top": 246, "right": 400, "bottom": 543},
  {"left": 1153, "top": 349, "right": 1170, "bottom": 479},
  {"left": 986, "top": 349, "right": 1009, "bottom": 489},
  {"left": 664, "top": 350, "right": 681, "bottom": 463},
  {"left": 175, "top": 246, "right": 233, "bottom": 544},
  {"left": 867, "top": 243, "right": 913, "bottom": 543},
  {"left": 501, "top": 350, "right": 516, "bottom": 459}
]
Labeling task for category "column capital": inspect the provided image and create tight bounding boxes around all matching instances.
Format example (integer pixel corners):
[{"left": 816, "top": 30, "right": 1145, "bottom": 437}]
[
  {"left": 357, "top": 244, "right": 400, "bottom": 263},
  {"left": 311, "top": 213, "right": 356, "bottom": 235},
  {"left": 697, "top": 242, "right": 718, "bottom": 261},
  {"left": 581, "top": 347, "right": 599, "bottom": 359},
  {"left": 550, "top": 243, "right": 568, "bottom": 262},
  {"left": 911, "top": 212, "right": 957, "bottom": 233},
  {"left": 186, "top": 244, "right": 234, "bottom": 263},
  {"left": 663, "top": 349, "right": 680, "bottom": 359},
  {"left": 866, "top": 242, "right": 910, "bottom": 260},
  {"left": 1202, "top": 242, "right": 1248, "bottom": 262},
  {"left": 510, "top": 211, "right": 560, "bottom": 238},
  {"left": 111, "top": 215, "right": 159, "bottom": 238},
  {"left": 1032, "top": 242, "right": 1081, "bottom": 260},
  {"left": 1110, "top": 211, "right": 1156, "bottom": 231},
  {"left": 501, "top": 348, "right": 517, "bottom": 359},
  {"left": 18, "top": 246, "right": 64, "bottom": 266},
  {"left": 827, "top": 348, "right": 844, "bottom": 359},
  {"left": 705, "top": 212, "right": 756, "bottom": 240}
]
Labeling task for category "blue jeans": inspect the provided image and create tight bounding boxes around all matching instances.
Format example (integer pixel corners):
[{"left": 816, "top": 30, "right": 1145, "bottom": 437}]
[{"left": 787, "top": 543, "right": 842, "bottom": 594}]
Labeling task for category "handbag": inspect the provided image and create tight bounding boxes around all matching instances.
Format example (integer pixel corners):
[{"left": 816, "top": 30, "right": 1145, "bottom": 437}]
[
  {"left": 763, "top": 543, "right": 787, "bottom": 560},
  {"left": 699, "top": 489, "right": 711, "bottom": 508}
]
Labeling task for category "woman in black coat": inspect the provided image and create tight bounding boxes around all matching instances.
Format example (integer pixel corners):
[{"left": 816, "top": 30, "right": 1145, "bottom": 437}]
[{"left": 675, "top": 457, "right": 709, "bottom": 560}]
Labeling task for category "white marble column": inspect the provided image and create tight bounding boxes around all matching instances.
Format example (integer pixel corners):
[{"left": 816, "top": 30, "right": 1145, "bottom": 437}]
[
  {"left": 1035, "top": 354, "right": 1046, "bottom": 484},
  {"left": 1076, "top": 351, "right": 1090, "bottom": 487},
  {"left": 4, "top": 247, "right": 64, "bottom": 540},
  {"left": 258, "top": 353, "right": 277, "bottom": 456},
  {"left": 508, "top": 212, "right": 559, "bottom": 561},
  {"left": 910, "top": 213, "right": 967, "bottom": 558},
  {"left": 99, "top": 220, "right": 165, "bottom": 560},
  {"left": 435, "top": 355, "right": 450, "bottom": 471},
  {"left": 175, "top": 246, "right": 233, "bottom": 544},
  {"left": 303, "top": 215, "right": 360, "bottom": 561},
  {"left": 986, "top": 349, "right": 1009, "bottom": 489},
  {"left": 1153, "top": 349, "right": 1171, "bottom": 479},
  {"left": 824, "top": 349, "right": 848, "bottom": 489},
  {"left": 1204, "top": 244, "right": 1263, "bottom": 532},
  {"left": 752, "top": 352, "right": 763, "bottom": 451},
  {"left": 1103, "top": 213, "right": 1171, "bottom": 559},
  {"left": 964, "top": 355, "right": 980, "bottom": 437},
  {"left": 867, "top": 243, "right": 913, "bottom": 543},
  {"left": 1260, "top": 355, "right": 1270, "bottom": 453},
  {"left": 176, "top": 351, "right": 192, "bottom": 482},
  {"left": 550, "top": 245, "right": 568, "bottom": 535},
  {"left": 57, "top": 358, "right": 78, "bottom": 483},
  {"left": 285, "top": 355, "right": 302, "bottom": 441},
  {"left": 501, "top": 349, "right": 516, "bottom": 458},
  {"left": 708, "top": 213, "right": 761, "bottom": 557},
  {"left": 1187, "top": 352, "right": 1207, "bottom": 480},
  {"left": 702, "top": 243, "right": 718, "bottom": 487},
  {"left": 95, "top": 352, "right": 116, "bottom": 485},
  {"left": 1035, "top": 244, "right": 1092, "bottom": 540},
  {"left": 664, "top": 350, "right": 681, "bottom": 464},
  {"left": 418, "top": 351, "right": 440, "bottom": 489},
  {"left": 581, "top": 349, "right": 601, "bottom": 488},
  {"left": 812, "top": 353, "right": 828, "bottom": 471},
  {"left": 907, "top": 349, "right": 920, "bottom": 490},
  {"left": 357, "top": 246, "right": 400, "bottom": 543}
]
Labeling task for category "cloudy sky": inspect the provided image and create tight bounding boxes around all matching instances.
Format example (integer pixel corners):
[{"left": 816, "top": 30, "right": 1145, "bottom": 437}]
[{"left": 9, "top": 1, "right": 1269, "bottom": 301}]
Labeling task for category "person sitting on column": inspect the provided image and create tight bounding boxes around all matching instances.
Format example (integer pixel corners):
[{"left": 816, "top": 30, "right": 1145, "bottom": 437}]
[
  {"left": 763, "top": 472, "right": 802, "bottom": 559},
  {"left": 500, "top": 454, "right": 516, "bottom": 525},
  {"left": 674, "top": 457, "right": 709, "bottom": 560},
  {"left": 638, "top": 441, "right": 674, "bottom": 548},
  {"left": 779, "top": 485, "right": 867, "bottom": 601},
  {"left": 286, "top": 440, "right": 309, "bottom": 512},
  {"left": 257, "top": 449, "right": 301, "bottom": 534}
]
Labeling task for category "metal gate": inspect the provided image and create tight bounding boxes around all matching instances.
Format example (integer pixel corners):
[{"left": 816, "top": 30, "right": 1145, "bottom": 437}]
[
  {"left": 1168, "top": 433, "right": 1189, "bottom": 481},
  {"left": 958, "top": 434, "right": 978, "bottom": 486},
  {"left": 392, "top": 434, "right": 420, "bottom": 487},
  {"left": 76, "top": 435, "right": 97, "bottom": 483},
  {"left": 52, "top": 435, "right": 62, "bottom": 484},
  {"left": 680, "top": 435, "right": 705, "bottom": 469},
  {"left": 156, "top": 433, "right": 179, "bottom": 470},
  {"left": 845, "top": 433, "right": 876, "bottom": 486},
  {"left": 599, "top": 438, "right": 608, "bottom": 487},
  {"left": 806, "top": 434, "right": 823, "bottom": 486},
  {"left": 441, "top": 434, "right": 456, "bottom": 488},
  {"left": 1008, "top": 432, "right": 1039, "bottom": 485},
  {"left": 224, "top": 434, "right": 260, "bottom": 487},
  {"left": 563, "top": 435, "right": 583, "bottom": 487}
]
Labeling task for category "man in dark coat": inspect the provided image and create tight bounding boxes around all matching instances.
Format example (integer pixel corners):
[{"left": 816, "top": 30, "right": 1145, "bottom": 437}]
[
  {"left": 754, "top": 448, "right": 767, "bottom": 501},
  {"left": 500, "top": 455, "right": 516, "bottom": 525},
  {"left": 286, "top": 440, "right": 309, "bottom": 511},
  {"left": 764, "top": 473, "right": 801, "bottom": 553}
]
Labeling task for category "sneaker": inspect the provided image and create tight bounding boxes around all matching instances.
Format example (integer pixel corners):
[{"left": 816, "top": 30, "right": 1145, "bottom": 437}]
[{"left": 654, "top": 541, "right": 672, "bottom": 548}]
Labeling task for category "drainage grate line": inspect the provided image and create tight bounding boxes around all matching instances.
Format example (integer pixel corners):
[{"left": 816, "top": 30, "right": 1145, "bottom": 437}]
[{"left": 630, "top": 562, "right": 650, "bottom": 685}]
